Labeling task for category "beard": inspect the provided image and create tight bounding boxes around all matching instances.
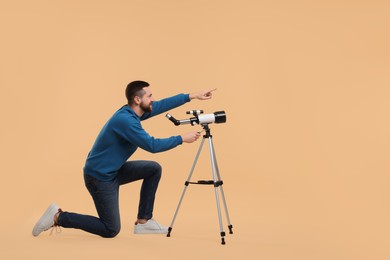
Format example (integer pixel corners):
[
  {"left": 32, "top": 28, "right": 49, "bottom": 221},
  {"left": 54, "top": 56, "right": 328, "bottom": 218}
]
[{"left": 140, "top": 100, "right": 153, "bottom": 113}]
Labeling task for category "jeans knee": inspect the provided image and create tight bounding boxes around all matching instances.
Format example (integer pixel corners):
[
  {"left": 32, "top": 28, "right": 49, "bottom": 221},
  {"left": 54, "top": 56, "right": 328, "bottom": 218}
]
[
  {"left": 151, "top": 161, "right": 162, "bottom": 176},
  {"left": 102, "top": 226, "right": 121, "bottom": 238}
]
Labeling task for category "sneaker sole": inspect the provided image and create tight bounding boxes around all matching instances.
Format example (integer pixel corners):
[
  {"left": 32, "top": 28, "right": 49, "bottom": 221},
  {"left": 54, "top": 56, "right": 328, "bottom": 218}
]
[
  {"left": 134, "top": 229, "right": 168, "bottom": 234},
  {"left": 32, "top": 203, "right": 59, "bottom": 237}
]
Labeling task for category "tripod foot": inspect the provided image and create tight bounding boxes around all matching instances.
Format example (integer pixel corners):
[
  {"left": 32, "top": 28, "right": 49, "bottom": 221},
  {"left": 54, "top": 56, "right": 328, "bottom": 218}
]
[
  {"left": 228, "top": 224, "right": 233, "bottom": 234},
  {"left": 220, "top": 232, "right": 226, "bottom": 245},
  {"left": 167, "top": 227, "right": 172, "bottom": 237}
]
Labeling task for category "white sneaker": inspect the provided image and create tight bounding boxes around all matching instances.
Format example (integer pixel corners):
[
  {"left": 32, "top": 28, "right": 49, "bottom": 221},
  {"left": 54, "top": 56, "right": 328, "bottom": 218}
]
[
  {"left": 134, "top": 219, "right": 168, "bottom": 234},
  {"left": 32, "top": 203, "right": 61, "bottom": 237}
]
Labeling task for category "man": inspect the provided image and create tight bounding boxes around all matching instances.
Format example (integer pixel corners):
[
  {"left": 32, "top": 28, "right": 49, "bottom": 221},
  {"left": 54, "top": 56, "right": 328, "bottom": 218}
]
[{"left": 32, "top": 80, "right": 215, "bottom": 237}]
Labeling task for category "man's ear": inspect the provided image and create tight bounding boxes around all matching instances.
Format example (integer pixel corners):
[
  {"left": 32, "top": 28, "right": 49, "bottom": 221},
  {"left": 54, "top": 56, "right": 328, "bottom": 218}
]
[{"left": 134, "top": 96, "right": 141, "bottom": 105}]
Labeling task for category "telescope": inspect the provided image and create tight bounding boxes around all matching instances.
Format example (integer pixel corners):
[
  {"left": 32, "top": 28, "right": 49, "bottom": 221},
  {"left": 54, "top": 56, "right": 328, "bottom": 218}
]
[
  {"left": 166, "top": 110, "right": 226, "bottom": 126},
  {"left": 165, "top": 109, "right": 233, "bottom": 245}
]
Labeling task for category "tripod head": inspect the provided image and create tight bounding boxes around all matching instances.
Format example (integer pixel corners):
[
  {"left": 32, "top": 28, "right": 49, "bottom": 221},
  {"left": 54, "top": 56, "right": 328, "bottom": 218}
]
[{"left": 166, "top": 110, "right": 226, "bottom": 126}]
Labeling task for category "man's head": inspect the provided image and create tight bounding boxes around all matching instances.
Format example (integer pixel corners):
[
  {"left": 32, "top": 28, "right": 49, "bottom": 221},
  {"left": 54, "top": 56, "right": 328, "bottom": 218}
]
[{"left": 126, "top": 80, "right": 154, "bottom": 113}]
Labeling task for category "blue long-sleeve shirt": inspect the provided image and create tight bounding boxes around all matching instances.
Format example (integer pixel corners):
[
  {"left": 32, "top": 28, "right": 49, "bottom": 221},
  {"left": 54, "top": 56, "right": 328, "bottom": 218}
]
[{"left": 84, "top": 93, "right": 190, "bottom": 181}]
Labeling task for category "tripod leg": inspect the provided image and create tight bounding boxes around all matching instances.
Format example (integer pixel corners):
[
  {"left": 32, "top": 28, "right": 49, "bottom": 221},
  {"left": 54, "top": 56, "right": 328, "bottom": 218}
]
[
  {"left": 167, "top": 138, "right": 205, "bottom": 237},
  {"left": 209, "top": 139, "right": 234, "bottom": 234},
  {"left": 208, "top": 137, "right": 226, "bottom": 245}
]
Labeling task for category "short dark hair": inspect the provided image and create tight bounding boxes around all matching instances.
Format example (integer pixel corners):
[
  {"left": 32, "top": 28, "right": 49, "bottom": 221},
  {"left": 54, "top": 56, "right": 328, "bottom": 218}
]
[{"left": 125, "top": 80, "right": 150, "bottom": 104}]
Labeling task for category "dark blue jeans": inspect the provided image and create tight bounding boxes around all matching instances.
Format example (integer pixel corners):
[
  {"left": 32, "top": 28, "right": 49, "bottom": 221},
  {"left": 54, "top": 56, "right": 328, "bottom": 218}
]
[{"left": 57, "top": 160, "right": 162, "bottom": 238}]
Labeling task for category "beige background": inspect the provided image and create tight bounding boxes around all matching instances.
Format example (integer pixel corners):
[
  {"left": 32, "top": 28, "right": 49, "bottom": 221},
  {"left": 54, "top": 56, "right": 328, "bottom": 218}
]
[{"left": 1, "top": 0, "right": 390, "bottom": 259}]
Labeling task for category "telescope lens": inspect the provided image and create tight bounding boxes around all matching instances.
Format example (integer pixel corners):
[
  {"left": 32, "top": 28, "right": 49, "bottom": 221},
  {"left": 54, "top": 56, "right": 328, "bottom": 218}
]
[{"left": 214, "top": 111, "right": 226, "bottom": 124}]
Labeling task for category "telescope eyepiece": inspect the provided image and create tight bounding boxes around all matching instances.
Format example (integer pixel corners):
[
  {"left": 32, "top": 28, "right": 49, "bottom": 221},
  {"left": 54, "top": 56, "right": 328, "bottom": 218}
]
[{"left": 165, "top": 113, "right": 180, "bottom": 126}]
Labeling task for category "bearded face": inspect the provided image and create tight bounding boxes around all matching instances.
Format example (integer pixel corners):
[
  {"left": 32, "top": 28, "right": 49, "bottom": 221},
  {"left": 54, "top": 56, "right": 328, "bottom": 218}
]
[
  {"left": 140, "top": 99, "right": 153, "bottom": 113},
  {"left": 134, "top": 87, "right": 154, "bottom": 114}
]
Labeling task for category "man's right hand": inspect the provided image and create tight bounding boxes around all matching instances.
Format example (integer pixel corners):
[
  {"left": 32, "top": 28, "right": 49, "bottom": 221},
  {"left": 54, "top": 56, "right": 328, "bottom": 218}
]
[{"left": 181, "top": 132, "right": 201, "bottom": 143}]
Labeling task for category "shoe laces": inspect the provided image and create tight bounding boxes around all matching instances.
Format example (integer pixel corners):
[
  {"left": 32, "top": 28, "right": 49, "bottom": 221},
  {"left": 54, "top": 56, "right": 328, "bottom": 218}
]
[
  {"left": 48, "top": 208, "right": 63, "bottom": 236},
  {"left": 49, "top": 225, "right": 62, "bottom": 236}
]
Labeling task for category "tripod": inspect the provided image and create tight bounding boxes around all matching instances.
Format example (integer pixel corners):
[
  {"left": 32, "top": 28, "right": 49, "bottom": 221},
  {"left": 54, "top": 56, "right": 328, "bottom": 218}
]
[{"left": 167, "top": 123, "right": 233, "bottom": 245}]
